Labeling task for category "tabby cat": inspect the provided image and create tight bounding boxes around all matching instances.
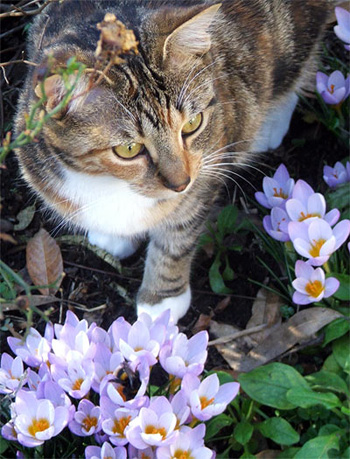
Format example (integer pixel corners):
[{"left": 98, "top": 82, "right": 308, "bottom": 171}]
[{"left": 15, "top": 0, "right": 332, "bottom": 322}]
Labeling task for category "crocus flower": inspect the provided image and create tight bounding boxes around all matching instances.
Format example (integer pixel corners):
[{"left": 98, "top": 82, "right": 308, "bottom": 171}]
[
  {"left": 316, "top": 70, "right": 350, "bottom": 105},
  {"left": 1, "top": 420, "right": 18, "bottom": 442},
  {"left": 292, "top": 261, "right": 339, "bottom": 305},
  {"left": 255, "top": 164, "right": 295, "bottom": 209},
  {"left": 51, "top": 351, "right": 94, "bottom": 399},
  {"left": 85, "top": 442, "right": 127, "bottom": 459},
  {"left": 92, "top": 344, "right": 124, "bottom": 393},
  {"left": 263, "top": 207, "right": 291, "bottom": 241},
  {"left": 170, "top": 390, "right": 191, "bottom": 428},
  {"left": 157, "top": 424, "right": 214, "bottom": 459},
  {"left": 12, "top": 390, "right": 69, "bottom": 447},
  {"left": 101, "top": 403, "right": 139, "bottom": 446},
  {"left": 0, "top": 354, "right": 27, "bottom": 395},
  {"left": 334, "top": 6, "right": 350, "bottom": 50},
  {"left": 7, "top": 328, "right": 51, "bottom": 368},
  {"left": 69, "top": 399, "right": 101, "bottom": 437},
  {"left": 118, "top": 320, "right": 160, "bottom": 367},
  {"left": 285, "top": 180, "right": 340, "bottom": 226},
  {"left": 288, "top": 219, "right": 350, "bottom": 266},
  {"left": 126, "top": 396, "right": 178, "bottom": 449},
  {"left": 182, "top": 373, "right": 239, "bottom": 422},
  {"left": 128, "top": 445, "right": 155, "bottom": 458},
  {"left": 159, "top": 331, "right": 208, "bottom": 378},
  {"left": 323, "top": 161, "right": 349, "bottom": 188}
]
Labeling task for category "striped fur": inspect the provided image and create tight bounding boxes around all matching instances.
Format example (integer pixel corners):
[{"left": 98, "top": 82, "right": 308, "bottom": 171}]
[{"left": 15, "top": 0, "right": 332, "bottom": 321}]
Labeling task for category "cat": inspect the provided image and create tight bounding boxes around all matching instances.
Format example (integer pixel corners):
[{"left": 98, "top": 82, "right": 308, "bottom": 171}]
[{"left": 15, "top": 0, "right": 332, "bottom": 323}]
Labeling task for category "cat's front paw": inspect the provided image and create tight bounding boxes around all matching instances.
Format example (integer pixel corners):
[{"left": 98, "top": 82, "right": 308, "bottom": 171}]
[
  {"left": 88, "top": 231, "right": 139, "bottom": 259},
  {"left": 137, "top": 287, "right": 191, "bottom": 323}
]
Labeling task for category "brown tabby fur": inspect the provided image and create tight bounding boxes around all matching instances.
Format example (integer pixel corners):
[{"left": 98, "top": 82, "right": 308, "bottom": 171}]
[{"left": 15, "top": 0, "right": 333, "bottom": 321}]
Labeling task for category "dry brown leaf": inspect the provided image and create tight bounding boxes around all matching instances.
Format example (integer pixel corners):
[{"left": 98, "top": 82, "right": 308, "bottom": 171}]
[
  {"left": 26, "top": 228, "right": 63, "bottom": 295},
  {"left": 246, "top": 288, "right": 282, "bottom": 343},
  {"left": 192, "top": 312, "right": 213, "bottom": 334},
  {"left": 219, "top": 307, "right": 343, "bottom": 372},
  {"left": 214, "top": 296, "right": 231, "bottom": 313},
  {"left": 0, "top": 233, "right": 17, "bottom": 244}
]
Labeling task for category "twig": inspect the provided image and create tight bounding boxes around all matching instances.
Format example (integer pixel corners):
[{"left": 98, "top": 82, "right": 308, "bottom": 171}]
[
  {"left": 0, "top": 24, "right": 26, "bottom": 39},
  {"left": 0, "top": 0, "right": 59, "bottom": 18},
  {"left": 0, "top": 59, "right": 38, "bottom": 68},
  {"left": 208, "top": 323, "right": 268, "bottom": 346}
]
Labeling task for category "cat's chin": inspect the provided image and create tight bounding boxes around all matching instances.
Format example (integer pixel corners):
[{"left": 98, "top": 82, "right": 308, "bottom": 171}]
[{"left": 137, "top": 287, "right": 191, "bottom": 324}]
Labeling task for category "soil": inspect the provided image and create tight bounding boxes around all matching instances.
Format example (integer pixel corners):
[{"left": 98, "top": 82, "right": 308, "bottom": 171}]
[{"left": 1, "top": 0, "right": 348, "bottom": 390}]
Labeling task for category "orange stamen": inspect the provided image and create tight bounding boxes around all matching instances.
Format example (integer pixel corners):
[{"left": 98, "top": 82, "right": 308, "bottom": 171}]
[
  {"left": 305, "top": 280, "right": 325, "bottom": 298},
  {"left": 28, "top": 418, "right": 50, "bottom": 437}
]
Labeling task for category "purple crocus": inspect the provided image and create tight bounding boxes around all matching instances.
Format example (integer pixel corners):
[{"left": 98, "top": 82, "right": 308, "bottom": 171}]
[
  {"left": 92, "top": 344, "right": 124, "bottom": 393},
  {"left": 0, "top": 354, "right": 26, "bottom": 395},
  {"left": 263, "top": 207, "right": 291, "bottom": 242},
  {"left": 128, "top": 445, "right": 155, "bottom": 458},
  {"left": 323, "top": 161, "right": 350, "bottom": 188},
  {"left": 292, "top": 260, "right": 339, "bottom": 305},
  {"left": 289, "top": 219, "right": 350, "bottom": 266},
  {"left": 285, "top": 180, "right": 340, "bottom": 226},
  {"left": 69, "top": 399, "right": 101, "bottom": 437},
  {"left": 334, "top": 6, "right": 350, "bottom": 50},
  {"left": 182, "top": 373, "right": 240, "bottom": 422},
  {"left": 85, "top": 442, "right": 127, "bottom": 459},
  {"left": 101, "top": 403, "right": 139, "bottom": 446},
  {"left": 316, "top": 70, "right": 350, "bottom": 105},
  {"left": 12, "top": 390, "right": 69, "bottom": 447},
  {"left": 159, "top": 331, "right": 208, "bottom": 378},
  {"left": 170, "top": 389, "right": 191, "bottom": 428},
  {"left": 255, "top": 164, "right": 295, "bottom": 209},
  {"left": 126, "top": 396, "right": 178, "bottom": 450},
  {"left": 157, "top": 424, "right": 214, "bottom": 459},
  {"left": 7, "top": 327, "right": 51, "bottom": 368}
]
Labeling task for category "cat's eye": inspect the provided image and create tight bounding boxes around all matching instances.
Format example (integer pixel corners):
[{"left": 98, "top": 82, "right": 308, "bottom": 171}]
[
  {"left": 182, "top": 113, "right": 203, "bottom": 135},
  {"left": 113, "top": 142, "right": 144, "bottom": 159}
]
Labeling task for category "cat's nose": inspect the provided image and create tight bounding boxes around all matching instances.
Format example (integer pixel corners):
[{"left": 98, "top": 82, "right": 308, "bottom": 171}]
[{"left": 162, "top": 176, "right": 191, "bottom": 193}]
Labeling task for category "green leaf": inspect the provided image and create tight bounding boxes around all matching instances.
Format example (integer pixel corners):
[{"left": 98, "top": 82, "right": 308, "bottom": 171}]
[
  {"left": 0, "top": 437, "right": 9, "bottom": 454},
  {"left": 234, "top": 421, "right": 254, "bottom": 445},
  {"left": 328, "top": 273, "right": 350, "bottom": 301},
  {"left": 208, "top": 370, "right": 235, "bottom": 385},
  {"left": 222, "top": 256, "right": 234, "bottom": 281},
  {"left": 258, "top": 417, "right": 300, "bottom": 446},
  {"left": 323, "top": 318, "right": 350, "bottom": 347},
  {"left": 305, "top": 370, "right": 349, "bottom": 396},
  {"left": 333, "top": 334, "right": 350, "bottom": 374},
  {"left": 326, "top": 182, "right": 350, "bottom": 211},
  {"left": 277, "top": 447, "right": 300, "bottom": 458},
  {"left": 238, "top": 363, "right": 309, "bottom": 410},
  {"left": 318, "top": 424, "right": 343, "bottom": 436},
  {"left": 294, "top": 434, "right": 340, "bottom": 458},
  {"left": 217, "top": 205, "right": 238, "bottom": 236},
  {"left": 322, "top": 353, "right": 343, "bottom": 375},
  {"left": 205, "top": 414, "right": 234, "bottom": 441},
  {"left": 209, "top": 255, "right": 232, "bottom": 294},
  {"left": 286, "top": 387, "right": 341, "bottom": 409}
]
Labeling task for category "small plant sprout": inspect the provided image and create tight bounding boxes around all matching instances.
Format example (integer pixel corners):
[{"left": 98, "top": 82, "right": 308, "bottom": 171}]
[
  {"left": 323, "top": 161, "right": 350, "bottom": 188},
  {"left": 292, "top": 260, "right": 340, "bottom": 305},
  {"left": 316, "top": 70, "right": 350, "bottom": 105},
  {"left": 334, "top": 6, "right": 350, "bottom": 50},
  {"left": 288, "top": 219, "right": 350, "bottom": 266},
  {"left": 255, "top": 164, "right": 295, "bottom": 209}
]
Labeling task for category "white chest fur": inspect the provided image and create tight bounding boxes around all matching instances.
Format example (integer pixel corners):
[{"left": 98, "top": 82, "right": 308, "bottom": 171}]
[{"left": 59, "top": 169, "right": 156, "bottom": 237}]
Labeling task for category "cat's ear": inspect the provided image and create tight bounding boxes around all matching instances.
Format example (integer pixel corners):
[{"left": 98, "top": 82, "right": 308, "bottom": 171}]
[
  {"left": 34, "top": 72, "right": 88, "bottom": 118},
  {"left": 163, "top": 3, "right": 222, "bottom": 64}
]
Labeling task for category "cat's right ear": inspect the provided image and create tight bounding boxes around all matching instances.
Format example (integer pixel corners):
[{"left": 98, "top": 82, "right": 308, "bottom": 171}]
[{"left": 162, "top": 3, "right": 222, "bottom": 65}]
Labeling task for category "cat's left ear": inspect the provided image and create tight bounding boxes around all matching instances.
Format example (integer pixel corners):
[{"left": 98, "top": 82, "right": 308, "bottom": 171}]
[{"left": 163, "top": 3, "right": 222, "bottom": 64}]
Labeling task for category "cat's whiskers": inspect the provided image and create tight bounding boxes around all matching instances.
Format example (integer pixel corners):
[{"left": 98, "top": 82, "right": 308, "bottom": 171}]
[
  {"left": 183, "top": 71, "right": 233, "bottom": 105},
  {"left": 111, "top": 93, "right": 138, "bottom": 125},
  {"left": 202, "top": 163, "right": 256, "bottom": 191},
  {"left": 203, "top": 139, "right": 253, "bottom": 161},
  {"left": 177, "top": 57, "right": 223, "bottom": 108},
  {"left": 201, "top": 169, "right": 248, "bottom": 203}
]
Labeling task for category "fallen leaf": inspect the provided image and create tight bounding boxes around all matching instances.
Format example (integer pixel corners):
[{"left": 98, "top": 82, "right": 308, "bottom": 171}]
[
  {"left": 14, "top": 204, "right": 36, "bottom": 231},
  {"left": 0, "top": 233, "right": 17, "bottom": 244},
  {"left": 192, "top": 313, "right": 213, "bottom": 334},
  {"left": 246, "top": 288, "right": 282, "bottom": 343},
  {"left": 219, "top": 308, "right": 343, "bottom": 372},
  {"left": 26, "top": 228, "right": 63, "bottom": 295},
  {"left": 214, "top": 296, "right": 231, "bottom": 313}
]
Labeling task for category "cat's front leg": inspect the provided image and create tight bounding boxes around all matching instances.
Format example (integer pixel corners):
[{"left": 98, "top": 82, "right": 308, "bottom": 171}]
[
  {"left": 88, "top": 231, "right": 139, "bottom": 259},
  {"left": 137, "top": 224, "right": 200, "bottom": 323}
]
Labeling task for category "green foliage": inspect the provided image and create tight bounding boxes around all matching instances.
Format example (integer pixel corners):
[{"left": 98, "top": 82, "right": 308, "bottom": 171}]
[{"left": 198, "top": 205, "right": 249, "bottom": 294}]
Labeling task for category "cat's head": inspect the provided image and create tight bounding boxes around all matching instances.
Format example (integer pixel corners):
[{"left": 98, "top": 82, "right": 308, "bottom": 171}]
[{"left": 28, "top": 3, "right": 227, "bottom": 201}]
